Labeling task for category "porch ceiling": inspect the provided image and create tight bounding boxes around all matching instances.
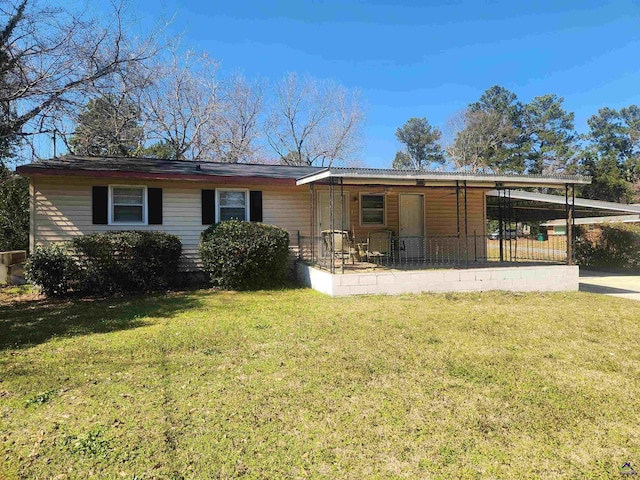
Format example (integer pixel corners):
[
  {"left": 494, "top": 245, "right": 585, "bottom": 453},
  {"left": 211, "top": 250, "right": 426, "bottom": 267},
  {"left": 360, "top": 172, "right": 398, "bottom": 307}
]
[{"left": 296, "top": 167, "right": 591, "bottom": 189}]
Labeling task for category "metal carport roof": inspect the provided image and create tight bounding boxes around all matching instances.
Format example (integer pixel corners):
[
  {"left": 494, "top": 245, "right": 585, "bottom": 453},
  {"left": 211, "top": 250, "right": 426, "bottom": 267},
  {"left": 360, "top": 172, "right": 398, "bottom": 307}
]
[{"left": 486, "top": 189, "right": 640, "bottom": 222}]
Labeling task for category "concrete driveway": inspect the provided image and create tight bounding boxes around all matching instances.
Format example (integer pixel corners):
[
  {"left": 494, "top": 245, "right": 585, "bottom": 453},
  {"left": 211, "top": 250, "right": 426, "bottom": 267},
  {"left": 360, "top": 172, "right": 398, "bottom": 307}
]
[{"left": 579, "top": 269, "right": 640, "bottom": 301}]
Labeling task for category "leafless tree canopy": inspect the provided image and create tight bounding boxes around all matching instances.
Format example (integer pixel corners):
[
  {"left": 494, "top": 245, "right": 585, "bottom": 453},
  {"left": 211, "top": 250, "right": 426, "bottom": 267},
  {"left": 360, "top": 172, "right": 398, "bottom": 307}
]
[
  {"left": 1, "top": 0, "right": 163, "bottom": 158},
  {"left": 212, "top": 74, "right": 264, "bottom": 163},
  {"left": 266, "top": 73, "right": 364, "bottom": 167},
  {"left": 141, "top": 49, "right": 219, "bottom": 160},
  {"left": 2, "top": 2, "right": 365, "bottom": 165},
  {"left": 445, "top": 108, "right": 515, "bottom": 173}
]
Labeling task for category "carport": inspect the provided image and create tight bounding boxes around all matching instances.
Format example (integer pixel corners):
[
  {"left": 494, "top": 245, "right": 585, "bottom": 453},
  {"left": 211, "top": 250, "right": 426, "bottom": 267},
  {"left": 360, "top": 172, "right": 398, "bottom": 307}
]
[{"left": 486, "top": 188, "right": 640, "bottom": 263}]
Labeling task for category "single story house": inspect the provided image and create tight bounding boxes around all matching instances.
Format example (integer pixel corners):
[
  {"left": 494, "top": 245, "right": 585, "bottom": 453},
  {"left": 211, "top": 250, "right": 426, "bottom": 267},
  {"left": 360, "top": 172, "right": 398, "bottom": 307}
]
[
  {"left": 17, "top": 155, "right": 590, "bottom": 296},
  {"left": 542, "top": 215, "right": 640, "bottom": 235}
]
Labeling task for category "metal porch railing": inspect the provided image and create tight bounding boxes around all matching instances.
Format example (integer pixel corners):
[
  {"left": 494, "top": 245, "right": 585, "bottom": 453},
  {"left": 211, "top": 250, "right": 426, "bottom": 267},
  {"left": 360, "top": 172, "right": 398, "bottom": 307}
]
[{"left": 297, "top": 233, "right": 569, "bottom": 272}]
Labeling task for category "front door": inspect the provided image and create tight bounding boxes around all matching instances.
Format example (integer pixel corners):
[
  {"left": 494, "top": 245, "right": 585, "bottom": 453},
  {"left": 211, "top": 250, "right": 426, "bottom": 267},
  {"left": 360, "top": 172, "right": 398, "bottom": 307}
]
[
  {"left": 399, "top": 194, "right": 424, "bottom": 259},
  {"left": 318, "top": 191, "right": 350, "bottom": 233}
]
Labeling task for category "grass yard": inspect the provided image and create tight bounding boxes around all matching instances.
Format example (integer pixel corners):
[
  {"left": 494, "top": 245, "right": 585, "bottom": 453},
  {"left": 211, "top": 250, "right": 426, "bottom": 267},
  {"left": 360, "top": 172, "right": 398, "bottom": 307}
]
[{"left": 1, "top": 287, "right": 640, "bottom": 479}]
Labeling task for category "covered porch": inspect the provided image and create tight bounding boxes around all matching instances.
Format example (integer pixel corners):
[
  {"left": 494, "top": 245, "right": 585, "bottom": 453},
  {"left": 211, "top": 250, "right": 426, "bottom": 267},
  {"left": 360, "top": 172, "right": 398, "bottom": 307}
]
[
  {"left": 293, "top": 167, "right": 590, "bottom": 295},
  {"left": 295, "top": 167, "right": 589, "bottom": 273}
]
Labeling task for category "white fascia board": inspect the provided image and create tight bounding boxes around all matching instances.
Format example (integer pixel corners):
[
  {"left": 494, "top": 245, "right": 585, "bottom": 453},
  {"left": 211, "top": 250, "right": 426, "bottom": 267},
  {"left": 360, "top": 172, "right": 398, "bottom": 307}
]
[
  {"left": 297, "top": 171, "right": 590, "bottom": 187},
  {"left": 296, "top": 170, "right": 332, "bottom": 185}
]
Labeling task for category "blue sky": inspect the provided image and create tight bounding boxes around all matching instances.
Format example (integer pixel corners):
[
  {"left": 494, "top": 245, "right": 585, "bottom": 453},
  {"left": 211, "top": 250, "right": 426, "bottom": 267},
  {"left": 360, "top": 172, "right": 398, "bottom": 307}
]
[{"left": 133, "top": 0, "right": 640, "bottom": 168}]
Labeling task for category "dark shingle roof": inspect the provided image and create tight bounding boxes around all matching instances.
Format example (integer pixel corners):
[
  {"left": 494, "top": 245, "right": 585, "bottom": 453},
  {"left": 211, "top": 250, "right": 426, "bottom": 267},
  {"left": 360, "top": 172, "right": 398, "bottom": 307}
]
[
  {"left": 18, "top": 155, "right": 591, "bottom": 188},
  {"left": 17, "top": 155, "right": 324, "bottom": 180}
]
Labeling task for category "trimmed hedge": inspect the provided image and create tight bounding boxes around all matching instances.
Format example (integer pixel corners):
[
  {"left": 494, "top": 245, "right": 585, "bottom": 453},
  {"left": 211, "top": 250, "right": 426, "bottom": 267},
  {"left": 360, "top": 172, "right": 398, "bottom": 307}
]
[
  {"left": 574, "top": 223, "right": 640, "bottom": 269},
  {"left": 25, "top": 231, "right": 182, "bottom": 296},
  {"left": 25, "top": 243, "right": 78, "bottom": 297},
  {"left": 73, "top": 231, "right": 182, "bottom": 293},
  {"left": 199, "top": 220, "right": 290, "bottom": 290}
]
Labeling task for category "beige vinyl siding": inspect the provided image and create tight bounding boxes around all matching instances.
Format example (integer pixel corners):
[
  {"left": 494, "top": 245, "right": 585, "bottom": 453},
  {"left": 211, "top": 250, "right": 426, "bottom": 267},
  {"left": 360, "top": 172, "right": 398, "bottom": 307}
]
[
  {"left": 425, "top": 188, "right": 486, "bottom": 237},
  {"left": 423, "top": 188, "right": 487, "bottom": 260},
  {"left": 32, "top": 177, "right": 311, "bottom": 271},
  {"left": 29, "top": 179, "right": 36, "bottom": 253},
  {"left": 32, "top": 176, "right": 489, "bottom": 270},
  {"left": 262, "top": 188, "right": 311, "bottom": 244}
]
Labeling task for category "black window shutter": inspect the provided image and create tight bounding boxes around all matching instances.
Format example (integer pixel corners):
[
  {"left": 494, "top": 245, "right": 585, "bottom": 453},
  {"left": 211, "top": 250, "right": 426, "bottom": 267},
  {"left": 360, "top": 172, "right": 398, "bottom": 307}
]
[
  {"left": 92, "top": 186, "right": 108, "bottom": 225},
  {"left": 202, "top": 189, "right": 215, "bottom": 225},
  {"left": 148, "top": 188, "right": 163, "bottom": 225},
  {"left": 250, "top": 191, "right": 263, "bottom": 222}
]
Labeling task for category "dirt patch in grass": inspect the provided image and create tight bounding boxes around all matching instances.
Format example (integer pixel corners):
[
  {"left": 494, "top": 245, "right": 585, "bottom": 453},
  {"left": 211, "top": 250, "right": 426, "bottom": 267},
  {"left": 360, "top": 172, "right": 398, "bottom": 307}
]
[{"left": 0, "top": 285, "right": 41, "bottom": 304}]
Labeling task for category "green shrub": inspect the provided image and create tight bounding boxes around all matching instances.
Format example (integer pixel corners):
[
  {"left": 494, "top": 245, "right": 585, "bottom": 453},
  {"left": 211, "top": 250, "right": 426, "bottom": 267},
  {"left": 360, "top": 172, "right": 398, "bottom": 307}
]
[
  {"left": 72, "top": 231, "right": 182, "bottom": 293},
  {"left": 575, "top": 223, "right": 640, "bottom": 269},
  {"left": 25, "top": 231, "right": 182, "bottom": 296},
  {"left": 199, "top": 220, "right": 290, "bottom": 290},
  {"left": 25, "top": 243, "right": 78, "bottom": 296}
]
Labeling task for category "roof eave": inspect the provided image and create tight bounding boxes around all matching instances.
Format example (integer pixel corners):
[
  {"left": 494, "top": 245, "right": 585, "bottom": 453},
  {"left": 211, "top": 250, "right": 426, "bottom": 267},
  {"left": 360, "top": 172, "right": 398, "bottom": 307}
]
[
  {"left": 296, "top": 171, "right": 591, "bottom": 187},
  {"left": 16, "top": 167, "right": 298, "bottom": 185}
]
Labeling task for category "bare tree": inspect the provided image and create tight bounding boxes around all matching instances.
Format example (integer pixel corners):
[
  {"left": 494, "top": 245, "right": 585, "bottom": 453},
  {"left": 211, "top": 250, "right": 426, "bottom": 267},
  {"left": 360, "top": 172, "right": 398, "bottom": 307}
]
[
  {"left": 141, "top": 49, "right": 219, "bottom": 160},
  {"left": 444, "top": 110, "right": 482, "bottom": 172},
  {"left": 445, "top": 108, "right": 516, "bottom": 173},
  {"left": 266, "top": 73, "right": 364, "bottom": 167},
  {"left": 0, "top": 0, "right": 164, "bottom": 160},
  {"left": 213, "top": 74, "right": 264, "bottom": 163}
]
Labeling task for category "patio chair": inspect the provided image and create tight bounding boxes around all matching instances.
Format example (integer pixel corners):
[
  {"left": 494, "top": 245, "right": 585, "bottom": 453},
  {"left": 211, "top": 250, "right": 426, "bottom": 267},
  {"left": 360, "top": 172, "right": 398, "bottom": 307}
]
[
  {"left": 321, "top": 230, "right": 356, "bottom": 264},
  {"left": 365, "top": 230, "right": 392, "bottom": 264}
]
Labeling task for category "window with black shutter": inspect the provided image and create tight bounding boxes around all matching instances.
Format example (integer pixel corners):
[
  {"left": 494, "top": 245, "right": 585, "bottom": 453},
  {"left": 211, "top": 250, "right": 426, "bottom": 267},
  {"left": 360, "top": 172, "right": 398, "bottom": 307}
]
[
  {"left": 249, "top": 191, "right": 263, "bottom": 222},
  {"left": 202, "top": 189, "right": 216, "bottom": 225},
  {"left": 92, "top": 186, "right": 108, "bottom": 225},
  {"left": 148, "top": 188, "right": 163, "bottom": 225}
]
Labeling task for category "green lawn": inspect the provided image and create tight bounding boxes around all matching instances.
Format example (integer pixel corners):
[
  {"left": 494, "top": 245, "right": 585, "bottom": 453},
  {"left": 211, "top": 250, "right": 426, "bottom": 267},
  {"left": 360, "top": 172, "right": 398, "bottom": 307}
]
[{"left": 1, "top": 287, "right": 640, "bottom": 479}]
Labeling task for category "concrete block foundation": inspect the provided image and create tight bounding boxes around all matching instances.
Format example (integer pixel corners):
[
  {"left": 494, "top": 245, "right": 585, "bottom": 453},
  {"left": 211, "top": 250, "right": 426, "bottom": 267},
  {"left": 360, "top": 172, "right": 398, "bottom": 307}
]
[
  {"left": 0, "top": 250, "right": 27, "bottom": 285},
  {"left": 296, "top": 263, "right": 579, "bottom": 297}
]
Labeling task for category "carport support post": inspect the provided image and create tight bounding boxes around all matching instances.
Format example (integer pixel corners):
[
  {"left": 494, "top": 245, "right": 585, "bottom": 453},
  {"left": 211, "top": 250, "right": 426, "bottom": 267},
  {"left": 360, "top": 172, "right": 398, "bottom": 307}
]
[
  {"left": 566, "top": 184, "right": 574, "bottom": 265},
  {"left": 497, "top": 188, "right": 504, "bottom": 262},
  {"left": 512, "top": 190, "right": 518, "bottom": 262},
  {"left": 340, "top": 177, "right": 345, "bottom": 274},
  {"left": 330, "top": 177, "right": 335, "bottom": 274},
  {"left": 309, "top": 184, "right": 314, "bottom": 263},
  {"left": 572, "top": 185, "right": 576, "bottom": 257},
  {"left": 464, "top": 180, "right": 469, "bottom": 265},
  {"left": 456, "top": 181, "right": 461, "bottom": 264}
]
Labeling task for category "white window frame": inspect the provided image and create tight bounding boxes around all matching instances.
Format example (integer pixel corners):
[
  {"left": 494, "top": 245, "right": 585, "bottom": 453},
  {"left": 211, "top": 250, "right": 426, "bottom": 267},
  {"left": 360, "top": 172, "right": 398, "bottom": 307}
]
[
  {"left": 108, "top": 185, "right": 148, "bottom": 226},
  {"left": 216, "top": 188, "right": 250, "bottom": 222},
  {"left": 360, "top": 193, "right": 386, "bottom": 226}
]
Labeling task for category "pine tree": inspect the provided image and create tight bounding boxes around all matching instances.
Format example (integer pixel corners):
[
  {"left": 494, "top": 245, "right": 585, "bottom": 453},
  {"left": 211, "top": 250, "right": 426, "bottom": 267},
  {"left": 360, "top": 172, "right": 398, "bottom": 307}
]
[{"left": 69, "top": 95, "right": 145, "bottom": 157}]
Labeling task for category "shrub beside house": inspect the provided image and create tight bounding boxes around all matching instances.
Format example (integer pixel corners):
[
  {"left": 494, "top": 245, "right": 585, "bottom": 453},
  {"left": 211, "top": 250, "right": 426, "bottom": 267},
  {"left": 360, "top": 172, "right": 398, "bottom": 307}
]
[
  {"left": 25, "top": 231, "right": 182, "bottom": 296},
  {"left": 575, "top": 223, "right": 640, "bottom": 270},
  {"left": 199, "top": 220, "right": 290, "bottom": 290},
  {"left": 26, "top": 223, "right": 292, "bottom": 296}
]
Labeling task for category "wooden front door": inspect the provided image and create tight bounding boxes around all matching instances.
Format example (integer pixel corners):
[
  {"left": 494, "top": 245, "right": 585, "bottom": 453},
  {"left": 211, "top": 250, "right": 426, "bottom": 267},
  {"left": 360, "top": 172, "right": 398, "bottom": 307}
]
[{"left": 399, "top": 194, "right": 424, "bottom": 259}]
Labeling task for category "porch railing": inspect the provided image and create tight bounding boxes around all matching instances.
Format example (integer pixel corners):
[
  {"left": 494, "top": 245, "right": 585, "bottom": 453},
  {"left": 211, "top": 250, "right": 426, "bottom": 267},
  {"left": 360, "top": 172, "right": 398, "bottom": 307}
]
[{"left": 297, "top": 233, "right": 569, "bottom": 272}]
